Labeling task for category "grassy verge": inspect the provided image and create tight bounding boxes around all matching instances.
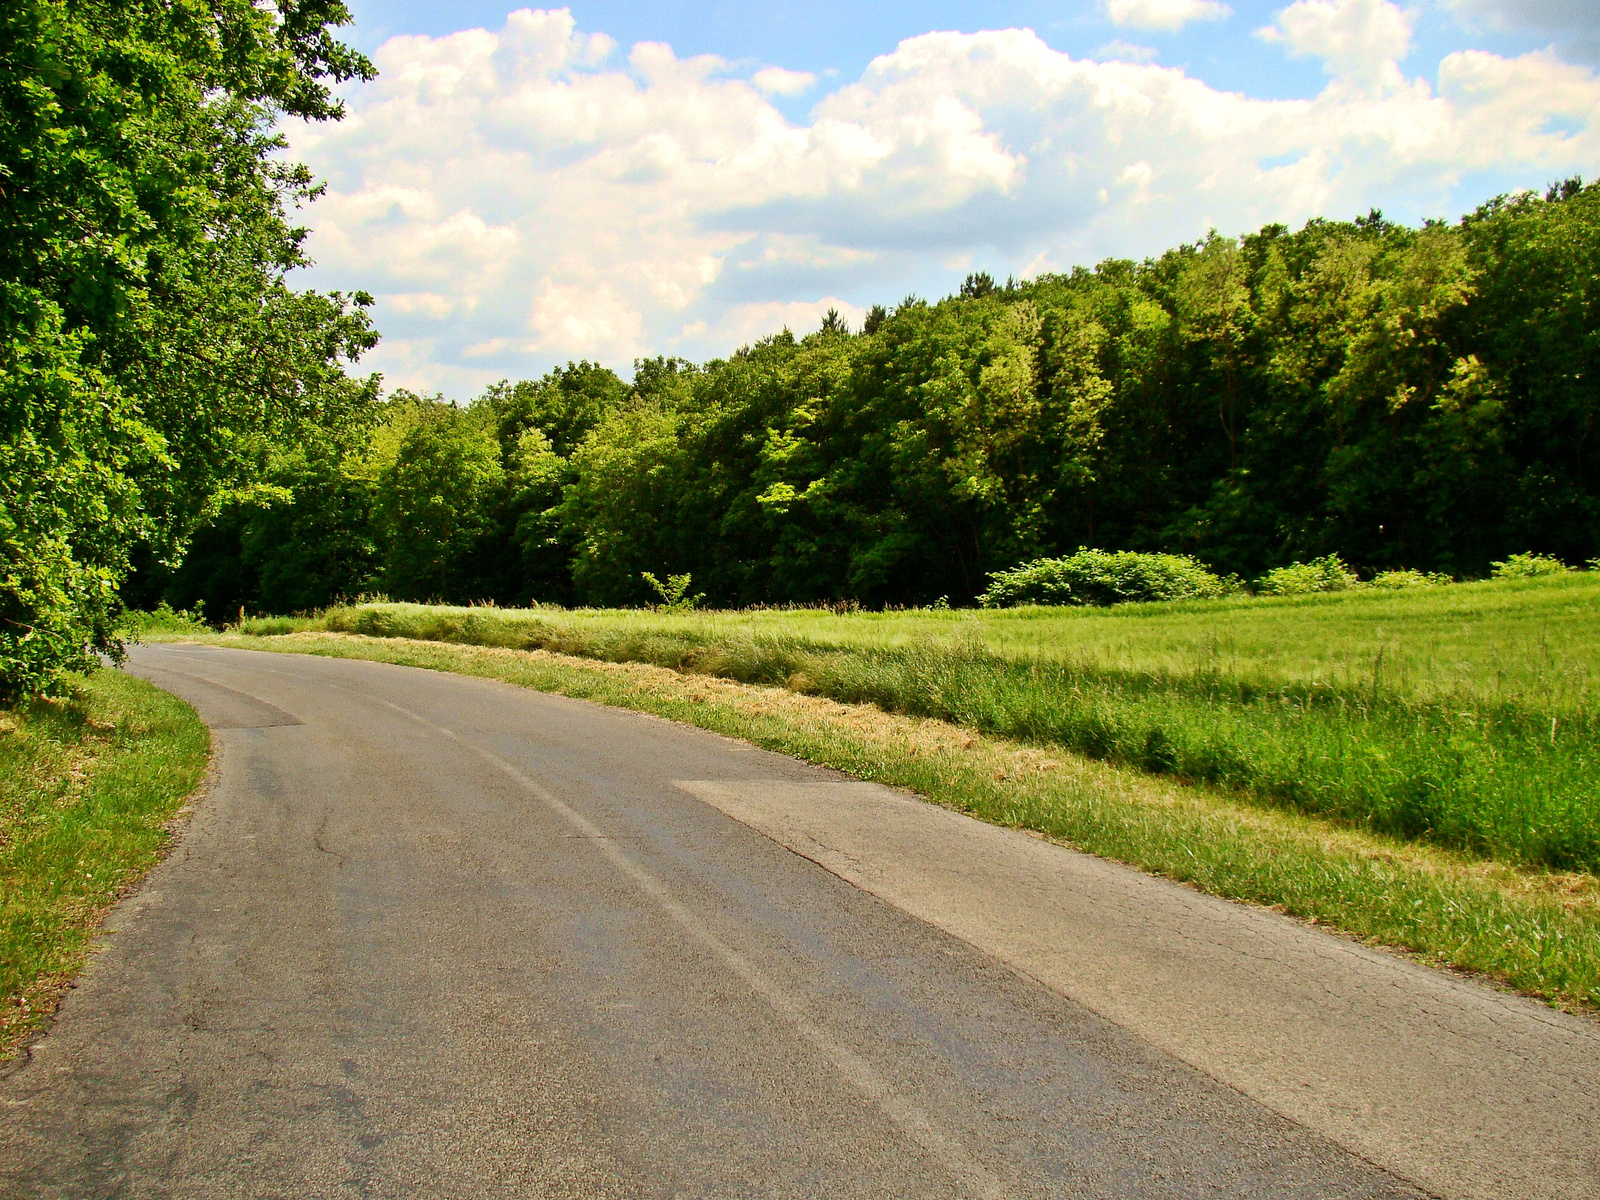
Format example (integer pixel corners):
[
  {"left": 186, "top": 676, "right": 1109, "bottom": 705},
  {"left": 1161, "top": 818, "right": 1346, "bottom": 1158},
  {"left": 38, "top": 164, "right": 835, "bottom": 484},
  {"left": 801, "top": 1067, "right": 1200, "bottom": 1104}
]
[
  {"left": 1, "top": 671, "right": 210, "bottom": 1059},
  {"left": 244, "top": 585, "right": 1600, "bottom": 872},
  {"left": 177, "top": 630, "right": 1600, "bottom": 1014}
]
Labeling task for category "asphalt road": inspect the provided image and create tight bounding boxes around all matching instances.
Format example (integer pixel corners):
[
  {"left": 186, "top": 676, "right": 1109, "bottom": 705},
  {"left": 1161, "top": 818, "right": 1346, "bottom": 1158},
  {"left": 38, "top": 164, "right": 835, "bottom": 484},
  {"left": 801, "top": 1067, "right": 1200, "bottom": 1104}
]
[{"left": 0, "top": 643, "right": 1550, "bottom": 1198}]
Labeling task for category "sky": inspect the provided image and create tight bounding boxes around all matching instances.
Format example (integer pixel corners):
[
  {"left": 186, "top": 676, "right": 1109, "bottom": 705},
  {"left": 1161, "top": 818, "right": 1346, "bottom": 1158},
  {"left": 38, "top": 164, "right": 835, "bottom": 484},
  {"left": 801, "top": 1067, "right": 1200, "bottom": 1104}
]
[{"left": 287, "top": 0, "right": 1600, "bottom": 396}]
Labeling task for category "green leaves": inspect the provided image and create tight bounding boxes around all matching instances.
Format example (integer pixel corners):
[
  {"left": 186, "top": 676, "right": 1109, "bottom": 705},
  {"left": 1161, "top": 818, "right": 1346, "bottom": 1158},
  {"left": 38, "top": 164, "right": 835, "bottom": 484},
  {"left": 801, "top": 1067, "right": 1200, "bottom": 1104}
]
[
  {"left": 640, "top": 571, "right": 703, "bottom": 612},
  {"left": 1254, "top": 555, "right": 1360, "bottom": 596},
  {"left": 980, "top": 550, "right": 1234, "bottom": 608},
  {"left": 1491, "top": 553, "right": 1569, "bottom": 579},
  {"left": 1, "top": 0, "right": 377, "bottom": 698},
  {"left": 374, "top": 405, "right": 506, "bottom": 603}
]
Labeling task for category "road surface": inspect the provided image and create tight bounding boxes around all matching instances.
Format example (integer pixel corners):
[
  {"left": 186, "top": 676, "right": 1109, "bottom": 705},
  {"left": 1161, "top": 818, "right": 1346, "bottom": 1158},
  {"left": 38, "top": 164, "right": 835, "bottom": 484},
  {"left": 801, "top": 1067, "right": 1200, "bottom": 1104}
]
[{"left": 0, "top": 644, "right": 1593, "bottom": 1197}]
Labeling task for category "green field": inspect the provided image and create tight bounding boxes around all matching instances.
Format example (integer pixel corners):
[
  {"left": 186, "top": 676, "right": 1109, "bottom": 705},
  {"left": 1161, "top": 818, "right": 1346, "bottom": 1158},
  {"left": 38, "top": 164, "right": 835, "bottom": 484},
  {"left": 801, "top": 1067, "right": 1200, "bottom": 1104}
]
[{"left": 244, "top": 573, "right": 1600, "bottom": 871}]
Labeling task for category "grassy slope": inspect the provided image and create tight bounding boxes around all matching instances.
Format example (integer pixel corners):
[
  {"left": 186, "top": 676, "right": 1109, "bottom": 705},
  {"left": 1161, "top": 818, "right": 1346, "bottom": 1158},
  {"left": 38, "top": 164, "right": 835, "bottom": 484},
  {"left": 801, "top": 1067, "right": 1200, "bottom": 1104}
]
[
  {"left": 315, "top": 573, "right": 1600, "bottom": 706},
  {"left": 249, "top": 576, "right": 1600, "bottom": 871},
  {"left": 173, "top": 630, "right": 1600, "bottom": 1014},
  {"left": 0, "top": 671, "right": 210, "bottom": 1058}
]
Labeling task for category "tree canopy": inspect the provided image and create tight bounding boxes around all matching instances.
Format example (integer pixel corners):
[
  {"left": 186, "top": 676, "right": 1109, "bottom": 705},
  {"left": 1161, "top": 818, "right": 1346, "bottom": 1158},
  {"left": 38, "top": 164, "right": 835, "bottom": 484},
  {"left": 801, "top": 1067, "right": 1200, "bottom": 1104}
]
[{"left": 1, "top": 0, "right": 378, "bottom": 696}]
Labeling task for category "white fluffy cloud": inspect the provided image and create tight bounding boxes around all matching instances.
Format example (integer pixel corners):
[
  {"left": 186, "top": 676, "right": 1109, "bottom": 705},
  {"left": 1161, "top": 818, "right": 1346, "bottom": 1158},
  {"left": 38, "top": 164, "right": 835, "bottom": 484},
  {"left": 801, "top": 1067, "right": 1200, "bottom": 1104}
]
[
  {"left": 1260, "top": 0, "right": 1415, "bottom": 83},
  {"left": 1106, "top": 0, "right": 1233, "bottom": 33},
  {"left": 289, "top": 6, "right": 1600, "bottom": 393},
  {"left": 751, "top": 66, "right": 816, "bottom": 95}
]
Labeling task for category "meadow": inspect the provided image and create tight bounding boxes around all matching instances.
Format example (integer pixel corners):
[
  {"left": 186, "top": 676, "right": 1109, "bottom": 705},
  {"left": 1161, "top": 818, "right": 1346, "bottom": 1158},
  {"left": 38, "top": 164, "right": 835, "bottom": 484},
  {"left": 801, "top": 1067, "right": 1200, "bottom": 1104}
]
[{"left": 240, "top": 573, "right": 1600, "bottom": 873}]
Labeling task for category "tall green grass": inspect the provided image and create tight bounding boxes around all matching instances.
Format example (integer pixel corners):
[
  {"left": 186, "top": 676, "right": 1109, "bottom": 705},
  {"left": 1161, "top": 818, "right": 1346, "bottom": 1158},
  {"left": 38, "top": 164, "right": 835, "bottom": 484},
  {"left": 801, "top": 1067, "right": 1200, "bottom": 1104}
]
[{"left": 241, "top": 574, "right": 1600, "bottom": 871}]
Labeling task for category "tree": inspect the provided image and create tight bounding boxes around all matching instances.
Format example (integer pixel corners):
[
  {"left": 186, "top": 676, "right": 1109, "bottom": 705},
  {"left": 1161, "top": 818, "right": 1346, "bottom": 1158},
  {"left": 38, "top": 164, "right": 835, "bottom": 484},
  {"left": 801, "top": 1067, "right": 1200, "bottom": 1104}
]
[
  {"left": 1455, "top": 181, "right": 1600, "bottom": 567},
  {"left": 961, "top": 272, "right": 997, "bottom": 299},
  {"left": 482, "top": 360, "right": 627, "bottom": 458},
  {"left": 0, "top": 0, "right": 378, "bottom": 697},
  {"left": 505, "top": 426, "right": 572, "bottom": 604},
  {"left": 1173, "top": 235, "right": 1252, "bottom": 468},
  {"left": 375, "top": 405, "right": 505, "bottom": 601},
  {"left": 560, "top": 399, "right": 698, "bottom": 606}
]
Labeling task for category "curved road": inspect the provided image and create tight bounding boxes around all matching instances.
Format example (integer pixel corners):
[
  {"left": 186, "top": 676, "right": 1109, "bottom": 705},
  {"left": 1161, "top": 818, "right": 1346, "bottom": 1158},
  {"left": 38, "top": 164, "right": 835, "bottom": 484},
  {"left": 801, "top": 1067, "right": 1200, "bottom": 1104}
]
[{"left": 0, "top": 645, "right": 1588, "bottom": 1197}]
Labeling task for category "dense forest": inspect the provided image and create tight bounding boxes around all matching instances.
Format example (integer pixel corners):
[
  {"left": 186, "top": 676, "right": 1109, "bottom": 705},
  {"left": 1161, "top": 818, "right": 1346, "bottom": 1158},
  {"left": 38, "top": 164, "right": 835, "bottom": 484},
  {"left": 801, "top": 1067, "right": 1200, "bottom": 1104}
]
[{"left": 140, "top": 179, "right": 1600, "bottom": 616}]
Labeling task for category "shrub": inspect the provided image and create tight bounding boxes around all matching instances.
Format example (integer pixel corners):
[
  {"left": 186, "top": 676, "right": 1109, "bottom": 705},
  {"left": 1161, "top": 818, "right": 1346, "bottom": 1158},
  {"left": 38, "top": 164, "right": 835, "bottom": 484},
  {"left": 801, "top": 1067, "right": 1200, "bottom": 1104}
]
[
  {"left": 1368, "top": 569, "right": 1452, "bottom": 589},
  {"left": 1254, "top": 555, "right": 1359, "bottom": 596},
  {"left": 980, "top": 550, "right": 1233, "bottom": 608},
  {"left": 641, "top": 571, "right": 704, "bottom": 612},
  {"left": 122, "top": 602, "right": 210, "bottom": 637},
  {"left": 1492, "top": 552, "right": 1568, "bottom": 578}
]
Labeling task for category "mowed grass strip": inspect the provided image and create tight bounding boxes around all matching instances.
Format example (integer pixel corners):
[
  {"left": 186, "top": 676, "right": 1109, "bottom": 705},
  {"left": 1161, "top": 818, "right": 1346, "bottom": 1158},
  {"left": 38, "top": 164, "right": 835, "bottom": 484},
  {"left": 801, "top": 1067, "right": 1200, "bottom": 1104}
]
[
  {"left": 183, "top": 630, "right": 1600, "bottom": 1014},
  {"left": 249, "top": 578, "right": 1600, "bottom": 873},
  {"left": 1, "top": 671, "right": 209, "bottom": 1058}
]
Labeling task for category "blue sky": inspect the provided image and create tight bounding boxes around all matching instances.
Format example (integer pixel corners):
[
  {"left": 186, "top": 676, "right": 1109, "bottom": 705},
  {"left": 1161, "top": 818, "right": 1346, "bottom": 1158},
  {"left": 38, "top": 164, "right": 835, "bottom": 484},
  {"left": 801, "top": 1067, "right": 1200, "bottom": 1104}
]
[
  {"left": 293, "top": 1, "right": 1600, "bottom": 394},
  {"left": 341, "top": 1, "right": 1569, "bottom": 97}
]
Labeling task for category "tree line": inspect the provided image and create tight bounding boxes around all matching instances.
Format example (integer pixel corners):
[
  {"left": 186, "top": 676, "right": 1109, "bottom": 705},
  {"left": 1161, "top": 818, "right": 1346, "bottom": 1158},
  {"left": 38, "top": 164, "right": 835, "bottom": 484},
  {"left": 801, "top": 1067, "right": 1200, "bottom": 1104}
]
[{"left": 143, "top": 179, "right": 1600, "bottom": 618}]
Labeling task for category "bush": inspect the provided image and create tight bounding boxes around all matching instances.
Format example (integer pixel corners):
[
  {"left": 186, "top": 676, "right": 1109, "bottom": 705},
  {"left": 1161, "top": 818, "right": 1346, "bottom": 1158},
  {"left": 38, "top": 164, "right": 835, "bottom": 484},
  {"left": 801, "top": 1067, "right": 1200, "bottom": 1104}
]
[
  {"left": 1254, "top": 555, "right": 1359, "bottom": 596},
  {"left": 642, "top": 571, "right": 704, "bottom": 612},
  {"left": 979, "top": 550, "right": 1233, "bottom": 608},
  {"left": 1368, "top": 569, "right": 1452, "bottom": 589},
  {"left": 1492, "top": 552, "right": 1568, "bottom": 578},
  {"left": 122, "top": 602, "right": 210, "bottom": 637}
]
